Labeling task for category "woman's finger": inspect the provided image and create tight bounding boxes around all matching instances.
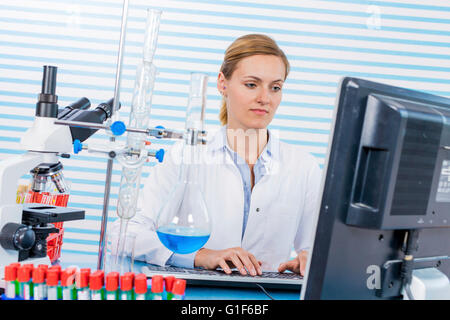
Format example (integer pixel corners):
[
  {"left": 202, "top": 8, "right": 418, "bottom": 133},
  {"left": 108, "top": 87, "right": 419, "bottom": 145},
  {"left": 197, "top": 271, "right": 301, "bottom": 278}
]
[
  {"left": 278, "top": 259, "right": 299, "bottom": 273},
  {"left": 248, "top": 254, "right": 262, "bottom": 275},
  {"left": 229, "top": 252, "right": 247, "bottom": 275},
  {"left": 235, "top": 251, "right": 257, "bottom": 276},
  {"left": 299, "top": 254, "right": 307, "bottom": 276},
  {"left": 219, "top": 259, "right": 232, "bottom": 274},
  {"left": 278, "top": 262, "right": 287, "bottom": 273},
  {"left": 238, "top": 250, "right": 262, "bottom": 276}
]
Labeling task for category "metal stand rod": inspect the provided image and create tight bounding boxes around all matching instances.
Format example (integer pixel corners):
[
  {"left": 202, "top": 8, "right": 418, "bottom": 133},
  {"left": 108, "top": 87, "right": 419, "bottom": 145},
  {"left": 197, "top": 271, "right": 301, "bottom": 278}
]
[
  {"left": 54, "top": 119, "right": 187, "bottom": 140},
  {"left": 97, "top": 0, "right": 129, "bottom": 271},
  {"left": 97, "top": 156, "right": 114, "bottom": 270},
  {"left": 54, "top": 120, "right": 108, "bottom": 130}
]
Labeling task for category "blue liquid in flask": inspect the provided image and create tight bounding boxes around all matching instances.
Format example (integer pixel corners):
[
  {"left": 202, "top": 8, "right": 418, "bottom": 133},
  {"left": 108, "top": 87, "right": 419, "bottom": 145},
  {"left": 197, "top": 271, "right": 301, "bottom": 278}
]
[{"left": 156, "top": 225, "right": 210, "bottom": 254}]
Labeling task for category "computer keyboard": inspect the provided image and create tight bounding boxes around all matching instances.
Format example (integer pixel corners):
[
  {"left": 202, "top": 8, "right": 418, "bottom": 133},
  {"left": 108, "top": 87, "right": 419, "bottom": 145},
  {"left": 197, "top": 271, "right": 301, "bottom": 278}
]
[{"left": 141, "top": 264, "right": 303, "bottom": 290}]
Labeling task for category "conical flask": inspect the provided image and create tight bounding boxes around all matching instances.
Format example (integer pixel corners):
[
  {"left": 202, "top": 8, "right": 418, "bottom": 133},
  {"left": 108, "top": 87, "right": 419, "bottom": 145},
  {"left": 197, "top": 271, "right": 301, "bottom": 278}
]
[
  {"left": 156, "top": 72, "right": 210, "bottom": 254},
  {"left": 155, "top": 150, "right": 211, "bottom": 254}
]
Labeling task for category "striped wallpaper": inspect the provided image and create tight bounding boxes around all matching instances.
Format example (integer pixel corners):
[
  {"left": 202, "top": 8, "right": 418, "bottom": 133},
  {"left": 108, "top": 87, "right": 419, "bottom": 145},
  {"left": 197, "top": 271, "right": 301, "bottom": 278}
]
[{"left": 0, "top": 0, "right": 449, "bottom": 259}]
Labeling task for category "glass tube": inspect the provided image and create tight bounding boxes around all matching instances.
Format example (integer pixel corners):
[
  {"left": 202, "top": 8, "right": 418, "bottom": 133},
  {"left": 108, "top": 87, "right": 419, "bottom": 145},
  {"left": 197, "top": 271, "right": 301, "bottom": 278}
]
[
  {"left": 185, "top": 72, "right": 208, "bottom": 132},
  {"left": 110, "top": 0, "right": 130, "bottom": 124},
  {"left": 113, "top": 8, "right": 161, "bottom": 273},
  {"left": 143, "top": 9, "right": 161, "bottom": 63}
]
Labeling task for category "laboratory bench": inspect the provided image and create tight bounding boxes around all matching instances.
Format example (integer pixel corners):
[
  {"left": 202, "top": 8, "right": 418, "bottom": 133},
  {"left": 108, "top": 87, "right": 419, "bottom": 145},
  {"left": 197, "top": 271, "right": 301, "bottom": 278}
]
[{"left": 57, "top": 251, "right": 301, "bottom": 300}]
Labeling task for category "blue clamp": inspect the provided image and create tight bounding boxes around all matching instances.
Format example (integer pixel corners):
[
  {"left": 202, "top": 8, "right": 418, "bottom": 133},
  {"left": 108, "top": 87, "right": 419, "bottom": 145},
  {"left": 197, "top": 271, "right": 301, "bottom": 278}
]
[
  {"left": 110, "top": 121, "right": 126, "bottom": 136},
  {"left": 73, "top": 139, "right": 83, "bottom": 154},
  {"left": 155, "top": 125, "right": 165, "bottom": 139},
  {"left": 155, "top": 148, "right": 165, "bottom": 163}
]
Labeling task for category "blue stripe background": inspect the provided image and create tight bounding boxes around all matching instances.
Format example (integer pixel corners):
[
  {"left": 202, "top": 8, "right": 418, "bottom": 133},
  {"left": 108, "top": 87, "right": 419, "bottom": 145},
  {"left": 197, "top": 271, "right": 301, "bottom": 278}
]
[{"left": 1, "top": 0, "right": 449, "bottom": 259}]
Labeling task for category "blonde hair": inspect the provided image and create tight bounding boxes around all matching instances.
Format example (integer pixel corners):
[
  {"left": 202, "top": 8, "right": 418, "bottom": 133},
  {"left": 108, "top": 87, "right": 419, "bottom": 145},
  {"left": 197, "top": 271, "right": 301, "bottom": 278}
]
[{"left": 219, "top": 34, "right": 290, "bottom": 125}]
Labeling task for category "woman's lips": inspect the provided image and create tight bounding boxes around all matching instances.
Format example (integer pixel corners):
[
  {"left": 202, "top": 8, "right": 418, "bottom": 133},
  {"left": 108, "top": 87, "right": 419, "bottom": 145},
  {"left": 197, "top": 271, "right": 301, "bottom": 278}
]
[{"left": 250, "top": 109, "right": 268, "bottom": 115}]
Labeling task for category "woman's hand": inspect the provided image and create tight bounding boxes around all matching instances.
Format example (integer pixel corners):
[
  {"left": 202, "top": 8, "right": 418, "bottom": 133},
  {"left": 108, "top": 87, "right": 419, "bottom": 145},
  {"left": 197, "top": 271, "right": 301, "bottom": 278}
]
[
  {"left": 277, "top": 250, "right": 308, "bottom": 276},
  {"left": 194, "top": 247, "right": 262, "bottom": 276}
]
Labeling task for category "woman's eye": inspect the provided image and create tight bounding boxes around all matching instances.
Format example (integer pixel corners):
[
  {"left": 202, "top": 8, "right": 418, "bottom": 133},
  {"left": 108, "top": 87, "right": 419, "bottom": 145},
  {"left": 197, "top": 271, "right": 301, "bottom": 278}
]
[
  {"left": 245, "top": 83, "right": 256, "bottom": 88},
  {"left": 272, "top": 85, "right": 282, "bottom": 92}
]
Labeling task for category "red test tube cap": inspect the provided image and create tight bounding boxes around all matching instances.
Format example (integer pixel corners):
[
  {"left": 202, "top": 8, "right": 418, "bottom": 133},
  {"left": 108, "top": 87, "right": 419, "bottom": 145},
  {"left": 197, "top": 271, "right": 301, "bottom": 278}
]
[
  {"left": 8, "top": 262, "right": 20, "bottom": 277},
  {"left": 23, "top": 264, "right": 34, "bottom": 272},
  {"left": 32, "top": 267, "right": 46, "bottom": 284},
  {"left": 97, "top": 270, "right": 105, "bottom": 280},
  {"left": 106, "top": 272, "right": 119, "bottom": 291},
  {"left": 4, "top": 264, "right": 18, "bottom": 281},
  {"left": 134, "top": 274, "right": 148, "bottom": 295},
  {"left": 38, "top": 264, "right": 49, "bottom": 270},
  {"left": 89, "top": 270, "right": 104, "bottom": 291},
  {"left": 17, "top": 265, "right": 31, "bottom": 283},
  {"left": 172, "top": 279, "right": 186, "bottom": 296},
  {"left": 151, "top": 275, "right": 164, "bottom": 293},
  {"left": 61, "top": 268, "right": 76, "bottom": 286},
  {"left": 164, "top": 276, "right": 175, "bottom": 292},
  {"left": 120, "top": 272, "right": 134, "bottom": 291},
  {"left": 46, "top": 268, "right": 60, "bottom": 286},
  {"left": 50, "top": 265, "right": 62, "bottom": 272},
  {"left": 76, "top": 269, "right": 90, "bottom": 288}
]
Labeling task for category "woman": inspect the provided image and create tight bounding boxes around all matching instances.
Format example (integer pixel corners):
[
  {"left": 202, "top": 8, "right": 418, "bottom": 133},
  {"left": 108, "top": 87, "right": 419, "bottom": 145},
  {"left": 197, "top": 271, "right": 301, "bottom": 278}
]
[{"left": 115, "top": 34, "right": 322, "bottom": 276}]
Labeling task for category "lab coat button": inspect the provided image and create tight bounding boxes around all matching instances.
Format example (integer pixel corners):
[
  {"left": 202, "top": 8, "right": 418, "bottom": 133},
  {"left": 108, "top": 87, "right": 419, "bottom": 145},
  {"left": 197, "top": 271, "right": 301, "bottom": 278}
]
[{"left": 256, "top": 208, "right": 260, "bottom": 212}]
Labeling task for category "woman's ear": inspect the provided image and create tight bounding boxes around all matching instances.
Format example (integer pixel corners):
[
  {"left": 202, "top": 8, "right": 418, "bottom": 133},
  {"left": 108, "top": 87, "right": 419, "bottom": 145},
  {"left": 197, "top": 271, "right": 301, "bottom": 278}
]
[{"left": 217, "top": 72, "right": 227, "bottom": 96}]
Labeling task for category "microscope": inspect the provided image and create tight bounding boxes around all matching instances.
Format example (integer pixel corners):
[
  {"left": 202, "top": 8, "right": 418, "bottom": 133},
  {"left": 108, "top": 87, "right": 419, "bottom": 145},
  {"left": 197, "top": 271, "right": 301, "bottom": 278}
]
[{"left": 0, "top": 65, "right": 119, "bottom": 275}]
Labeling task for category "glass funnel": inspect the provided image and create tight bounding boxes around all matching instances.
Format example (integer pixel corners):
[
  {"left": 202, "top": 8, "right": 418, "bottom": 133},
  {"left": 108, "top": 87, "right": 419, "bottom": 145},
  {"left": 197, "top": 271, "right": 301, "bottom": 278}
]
[{"left": 156, "top": 73, "right": 211, "bottom": 254}]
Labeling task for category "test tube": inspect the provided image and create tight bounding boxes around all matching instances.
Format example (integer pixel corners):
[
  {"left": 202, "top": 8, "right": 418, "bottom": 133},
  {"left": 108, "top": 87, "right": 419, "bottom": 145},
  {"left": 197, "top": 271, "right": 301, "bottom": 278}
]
[
  {"left": 32, "top": 267, "right": 47, "bottom": 300},
  {"left": 4, "top": 264, "right": 18, "bottom": 299},
  {"left": 11, "top": 262, "right": 21, "bottom": 297},
  {"left": 105, "top": 272, "right": 120, "bottom": 300},
  {"left": 89, "top": 270, "right": 104, "bottom": 300},
  {"left": 61, "top": 268, "right": 76, "bottom": 300},
  {"left": 151, "top": 275, "right": 164, "bottom": 300},
  {"left": 76, "top": 269, "right": 91, "bottom": 300},
  {"left": 46, "top": 268, "right": 60, "bottom": 300},
  {"left": 23, "top": 263, "right": 34, "bottom": 297},
  {"left": 164, "top": 275, "right": 175, "bottom": 300},
  {"left": 171, "top": 279, "right": 186, "bottom": 300},
  {"left": 120, "top": 272, "right": 134, "bottom": 300},
  {"left": 17, "top": 265, "right": 32, "bottom": 300},
  {"left": 134, "top": 273, "right": 148, "bottom": 300}
]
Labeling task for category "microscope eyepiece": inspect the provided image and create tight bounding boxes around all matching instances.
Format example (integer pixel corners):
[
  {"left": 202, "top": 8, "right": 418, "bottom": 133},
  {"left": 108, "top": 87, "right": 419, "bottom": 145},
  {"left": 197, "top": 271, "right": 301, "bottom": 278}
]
[
  {"left": 67, "top": 98, "right": 121, "bottom": 143},
  {"left": 57, "top": 97, "right": 91, "bottom": 120},
  {"left": 96, "top": 97, "right": 118, "bottom": 119},
  {"left": 41, "top": 65, "right": 57, "bottom": 95},
  {"left": 36, "top": 65, "right": 58, "bottom": 118}
]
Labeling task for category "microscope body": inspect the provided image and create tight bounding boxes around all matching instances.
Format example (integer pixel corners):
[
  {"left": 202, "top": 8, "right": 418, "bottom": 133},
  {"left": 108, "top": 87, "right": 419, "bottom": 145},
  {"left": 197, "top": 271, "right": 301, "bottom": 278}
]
[
  {"left": 0, "top": 149, "right": 69, "bottom": 272},
  {"left": 0, "top": 65, "right": 108, "bottom": 277}
]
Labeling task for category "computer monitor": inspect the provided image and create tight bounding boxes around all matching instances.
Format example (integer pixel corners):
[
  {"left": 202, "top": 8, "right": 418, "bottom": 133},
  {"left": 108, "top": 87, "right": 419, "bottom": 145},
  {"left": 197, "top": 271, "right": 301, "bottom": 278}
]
[{"left": 301, "top": 77, "right": 450, "bottom": 300}]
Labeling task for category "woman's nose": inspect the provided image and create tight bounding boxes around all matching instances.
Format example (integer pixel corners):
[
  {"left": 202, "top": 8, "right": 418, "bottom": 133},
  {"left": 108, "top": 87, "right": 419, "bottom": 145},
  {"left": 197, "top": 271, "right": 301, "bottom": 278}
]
[{"left": 256, "top": 87, "right": 270, "bottom": 105}]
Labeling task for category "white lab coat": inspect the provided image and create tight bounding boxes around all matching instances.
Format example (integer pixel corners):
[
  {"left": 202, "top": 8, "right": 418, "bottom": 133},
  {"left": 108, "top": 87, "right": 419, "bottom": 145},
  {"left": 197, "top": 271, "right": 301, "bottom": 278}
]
[{"left": 111, "top": 126, "right": 322, "bottom": 271}]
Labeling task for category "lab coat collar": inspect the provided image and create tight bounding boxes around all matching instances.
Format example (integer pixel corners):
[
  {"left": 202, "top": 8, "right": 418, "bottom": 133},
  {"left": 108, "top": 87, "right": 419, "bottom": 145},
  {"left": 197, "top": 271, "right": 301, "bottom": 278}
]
[{"left": 207, "top": 125, "right": 281, "bottom": 171}]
